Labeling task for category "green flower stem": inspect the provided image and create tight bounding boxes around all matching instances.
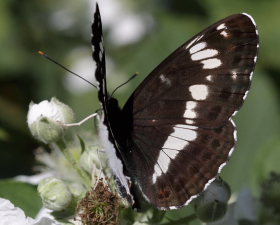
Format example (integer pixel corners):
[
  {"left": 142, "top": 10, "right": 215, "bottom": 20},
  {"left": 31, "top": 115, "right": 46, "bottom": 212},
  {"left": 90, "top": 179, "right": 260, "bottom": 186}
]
[{"left": 56, "top": 139, "right": 91, "bottom": 188}]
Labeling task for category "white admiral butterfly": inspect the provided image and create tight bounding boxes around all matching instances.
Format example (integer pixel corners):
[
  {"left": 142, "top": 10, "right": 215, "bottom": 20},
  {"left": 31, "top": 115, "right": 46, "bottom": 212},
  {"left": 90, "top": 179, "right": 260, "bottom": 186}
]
[{"left": 92, "top": 4, "right": 259, "bottom": 210}]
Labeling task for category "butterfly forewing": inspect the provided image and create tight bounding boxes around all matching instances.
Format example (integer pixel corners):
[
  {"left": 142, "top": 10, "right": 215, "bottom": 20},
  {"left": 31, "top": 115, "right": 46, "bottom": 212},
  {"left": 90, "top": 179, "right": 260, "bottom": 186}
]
[
  {"left": 122, "top": 13, "right": 258, "bottom": 209},
  {"left": 92, "top": 4, "right": 134, "bottom": 204},
  {"left": 92, "top": 3, "right": 106, "bottom": 100},
  {"left": 129, "top": 14, "right": 258, "bottom": 128}
]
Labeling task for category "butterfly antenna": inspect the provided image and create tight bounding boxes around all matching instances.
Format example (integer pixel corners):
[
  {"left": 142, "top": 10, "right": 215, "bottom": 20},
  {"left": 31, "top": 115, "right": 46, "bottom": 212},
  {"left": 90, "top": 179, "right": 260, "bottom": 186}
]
[
  {"left": 111, "top": 73, "right": 138, "bottom": 97},
  {"left": 37, "top": 50, "right": 98, "bottom": 89}
]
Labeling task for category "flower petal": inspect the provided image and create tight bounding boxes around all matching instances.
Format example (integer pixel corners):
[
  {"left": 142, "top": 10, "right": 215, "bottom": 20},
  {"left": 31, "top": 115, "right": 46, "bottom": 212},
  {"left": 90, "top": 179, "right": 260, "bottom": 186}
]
[{"left": 0, "top": 198, "right": 34, "bottom": 225}]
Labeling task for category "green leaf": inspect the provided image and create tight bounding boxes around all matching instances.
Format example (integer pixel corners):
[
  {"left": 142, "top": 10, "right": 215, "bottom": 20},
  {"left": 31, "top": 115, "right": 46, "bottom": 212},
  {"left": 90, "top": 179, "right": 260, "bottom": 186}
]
[
  {"left": 163, "top": 206, "right": 198, "bottom": 225},
  {"left": 149, "top": 208, "right": 165, "bottom": 223},
  {"left": 0, "top": 179, "right": 42, "bottom": 218},
  {"left": 118, "top": 208, "right": 138, "bottom": 225},
  {"left": 77, "top": 134, "right": 86, "bottom": 153},
  {"left": 254, "top": 137, "right": 280, "bottom": 186}
]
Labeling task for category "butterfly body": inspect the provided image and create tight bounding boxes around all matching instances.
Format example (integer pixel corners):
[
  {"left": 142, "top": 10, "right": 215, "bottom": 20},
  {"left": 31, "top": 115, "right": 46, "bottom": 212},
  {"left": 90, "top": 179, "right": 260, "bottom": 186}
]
[{"left": 92, "top": 4, "right": 259, "bottom": 210}]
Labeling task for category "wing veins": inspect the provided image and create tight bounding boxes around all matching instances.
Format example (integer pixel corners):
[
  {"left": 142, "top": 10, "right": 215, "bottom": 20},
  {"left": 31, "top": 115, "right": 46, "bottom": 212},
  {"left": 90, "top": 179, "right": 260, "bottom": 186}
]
[{"left": 153, "top": 126, "right": 232, "bottom": 154}]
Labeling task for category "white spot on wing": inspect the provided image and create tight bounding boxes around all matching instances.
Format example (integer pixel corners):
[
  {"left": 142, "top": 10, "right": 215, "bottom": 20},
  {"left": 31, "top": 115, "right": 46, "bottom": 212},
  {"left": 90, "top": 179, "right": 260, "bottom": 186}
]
[
  {"left": 189, "top": 84, "right": 209, "bottom": 100},
  {"left": 163, "top": 148, "right": 179, "bottom": 159},
  {"left": 185, "top": 36, "right": 199, "bottom": 50},
  {"left": 184, "top": 110, "right": 196, "bottom": 119},
  {"left": 191, "top": 49, "right": 218, "bottom": 61},
  {"left": 206, "top": 75, "right": 213, "bottom": 81},
  {"left": 152, "top": 164, "right": 162, "bottom": 183},
  {"left": 201, "top": 58, "right": 222, "bottom": 69},
  {"left": 232, "top": 70, "right": 238, "bottom": 80},
  {"left": 152, "top": 152, "right": 170, "bottom": 184},
  {"left": 175, "top": 124, "right": 198, "bottom": 130},
  {"left": 99, "top": 51, "right": 103, "bottom": 61},
  {"left": 189, "top": 42, "right": 207, "bottom": 54},
  {"left": 162, "top": 136, "right": 187, "bottom": 150},
  {"left": 157, "top": 153, "right": 170, "bottom": 174},
  {"left": 155, "top": 164, "right": 162, "bottom": 175},
  {"left": 99, "top": 38, "right": 104, "bottom": 60},
  {"left": 220, "top": 30, "right": 229, "bottom": 37},
  {"left": 172, "top": 127, "right": 197, "bottom": 141},
  {"left": 185, "top": 119, "right": 194, "bottom": 124},
  {"left": 152, "top": 124, "right": 198, "bottom": 184},
  {"left": 186, "top": 101, "right": 197, "bottom": 109},
  {"left": 158, "top": 117, "right": 238, "bottom": 210},
  {"left": 100, "top": 42, "right": 104, "bottom": 53},
  {"left": 159, "top": 74, "right": 171, "bottom": 86},
  {"left": 185, "top": 34, "right": 204, "bottom": 49},
  {"left": 216, "top": 23, "right": 226, "bottom": 30},
  {"left": 196, "top": 34, "right": 204, "bottom": 42},
  {"left": 183, "top": 101, "right": 197, "bottom": 118}
]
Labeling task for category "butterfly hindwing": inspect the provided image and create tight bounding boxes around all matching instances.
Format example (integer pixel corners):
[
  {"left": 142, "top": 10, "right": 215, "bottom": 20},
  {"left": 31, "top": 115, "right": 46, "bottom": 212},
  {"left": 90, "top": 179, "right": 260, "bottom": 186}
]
[
  {"left": 121, "top": 13, "right": 258, "bottom": 209},
  {"left": 128, "top": 120, "right": 235, "bottom": 208}
]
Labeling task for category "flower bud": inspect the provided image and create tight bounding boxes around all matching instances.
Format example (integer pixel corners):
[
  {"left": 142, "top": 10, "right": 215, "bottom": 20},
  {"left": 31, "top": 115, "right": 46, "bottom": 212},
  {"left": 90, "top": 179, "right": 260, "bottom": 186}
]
[
  {"left": 38, "top": 177, "right": 73, "bottom": 211},
  {"left": 193, "top": 178, "right": 231, "bottom": 222},
  {"left": 80, "top": 146, "right": 101, "bottom": 174},
  {"left": 68, "top": 183, "right": 87, "bottom": 198},
  {"left": 27, "top": 97, "right": 74, "bottom": 144}
]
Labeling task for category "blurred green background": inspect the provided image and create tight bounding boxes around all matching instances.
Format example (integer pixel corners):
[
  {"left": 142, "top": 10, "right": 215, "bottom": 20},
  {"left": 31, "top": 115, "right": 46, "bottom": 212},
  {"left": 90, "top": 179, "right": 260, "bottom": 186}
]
[{"left": 0, "top": 0, "right": 279, "bottom": 211}]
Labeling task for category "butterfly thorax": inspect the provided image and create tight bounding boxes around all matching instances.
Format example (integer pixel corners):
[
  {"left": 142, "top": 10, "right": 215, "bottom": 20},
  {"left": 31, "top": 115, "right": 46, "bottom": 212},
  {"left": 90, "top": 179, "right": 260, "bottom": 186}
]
[{"left": 106, "top": 97, "right": 133, "bottom": 163}]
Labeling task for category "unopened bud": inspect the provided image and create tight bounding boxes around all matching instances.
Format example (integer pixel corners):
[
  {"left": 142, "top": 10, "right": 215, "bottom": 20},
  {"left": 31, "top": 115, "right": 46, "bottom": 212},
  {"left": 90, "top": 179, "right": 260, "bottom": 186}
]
[
  {"left": 193, "top": 178, "right": 231, "bottom": 222},
  {"left": 27, "top": 97, "right": 74, "bottom": 143},
  {"left": 38, "top": 177, "right": 73, "bottom": 211}
]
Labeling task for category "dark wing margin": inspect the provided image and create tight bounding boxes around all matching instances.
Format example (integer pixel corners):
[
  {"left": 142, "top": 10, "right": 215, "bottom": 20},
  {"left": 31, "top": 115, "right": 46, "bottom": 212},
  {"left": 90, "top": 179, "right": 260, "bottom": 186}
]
[
  {"left": 122, "top": 13, "right": 259, "bottom": 209},
  {"left": 91, "top": 4, "right": 134, "bottom": 205},
  {"left": 92, "top": 3, "right": 107, "bottom": 102}
]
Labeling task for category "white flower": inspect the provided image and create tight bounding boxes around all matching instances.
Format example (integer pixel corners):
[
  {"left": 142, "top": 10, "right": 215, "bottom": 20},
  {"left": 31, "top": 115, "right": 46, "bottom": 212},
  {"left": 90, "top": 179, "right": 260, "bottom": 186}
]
[
  {"left": 27, "top": 97, "right": 74, "bottom": 126},
  {"left": 27, "top": 97, "right": 74, "bottom": 144},
  {"left": 0, "top": 198, "right": 59, "bottom": 225}
]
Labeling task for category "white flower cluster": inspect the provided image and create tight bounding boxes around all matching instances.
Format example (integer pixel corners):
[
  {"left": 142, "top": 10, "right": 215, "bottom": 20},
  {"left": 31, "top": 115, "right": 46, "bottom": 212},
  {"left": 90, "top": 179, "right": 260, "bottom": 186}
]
[{"left": 0, "top": 198, "right": 59, "bottom": 225}]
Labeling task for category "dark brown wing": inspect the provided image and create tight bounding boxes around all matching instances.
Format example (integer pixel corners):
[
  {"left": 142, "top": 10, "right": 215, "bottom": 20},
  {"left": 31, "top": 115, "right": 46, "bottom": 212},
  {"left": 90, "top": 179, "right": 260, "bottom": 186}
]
[
  {"left": 128, "top": 13, "right": 258, "bottom": 128},
  {"left": 122, "top": 13, "right": 259, "bottom": 209}
]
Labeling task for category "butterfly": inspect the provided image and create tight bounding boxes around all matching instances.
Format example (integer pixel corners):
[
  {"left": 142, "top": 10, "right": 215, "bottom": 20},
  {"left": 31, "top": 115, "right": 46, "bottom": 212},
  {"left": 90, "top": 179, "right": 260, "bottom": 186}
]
[{"left": 92, "top": 3, "right": 259, "bottom": 210}]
